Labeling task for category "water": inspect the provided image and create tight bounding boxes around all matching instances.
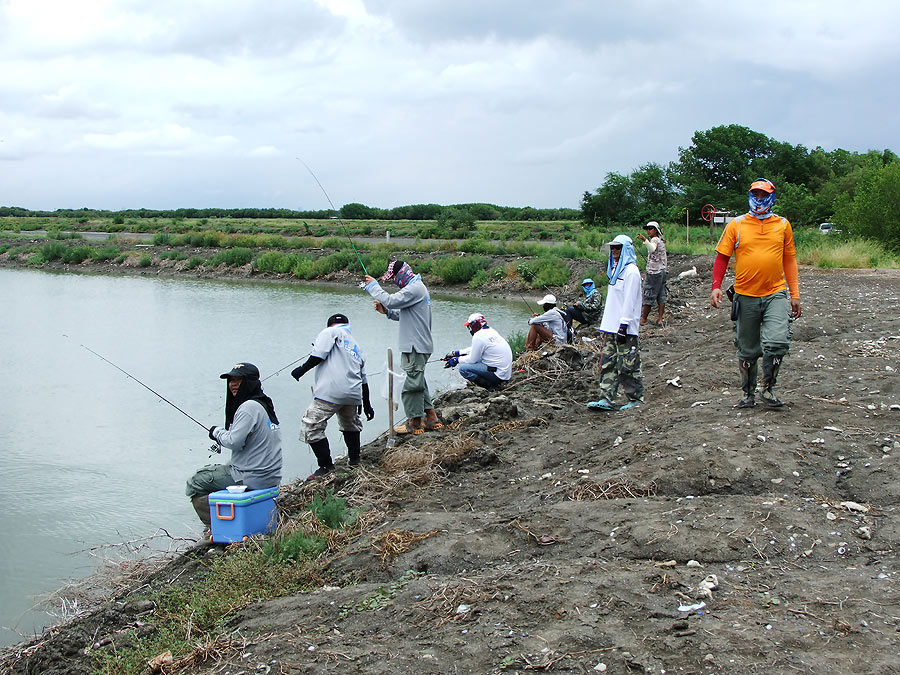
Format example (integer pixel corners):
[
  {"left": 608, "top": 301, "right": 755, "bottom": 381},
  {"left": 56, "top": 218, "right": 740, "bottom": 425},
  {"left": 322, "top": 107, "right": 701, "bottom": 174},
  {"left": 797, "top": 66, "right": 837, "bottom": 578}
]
[{"left": 0, "top": 267, "right": 530, "bottom": 647}]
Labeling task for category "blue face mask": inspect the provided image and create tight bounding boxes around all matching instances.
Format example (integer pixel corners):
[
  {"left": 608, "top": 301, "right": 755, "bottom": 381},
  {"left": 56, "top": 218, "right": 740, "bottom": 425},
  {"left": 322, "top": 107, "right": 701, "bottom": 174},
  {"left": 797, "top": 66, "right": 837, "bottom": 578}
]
[{"left": 749, "top": 191, "right": 775, "bottom": 218}]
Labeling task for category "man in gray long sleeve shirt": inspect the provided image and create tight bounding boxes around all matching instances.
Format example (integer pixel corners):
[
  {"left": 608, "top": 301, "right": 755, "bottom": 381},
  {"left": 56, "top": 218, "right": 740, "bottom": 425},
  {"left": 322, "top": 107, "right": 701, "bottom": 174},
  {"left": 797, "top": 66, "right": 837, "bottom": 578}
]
[
  {"left": 364, "top": 260, "right": 442, "bottom": 434},
  {"left": 186, "top": 362, "right": 282, "bottom": 528}
]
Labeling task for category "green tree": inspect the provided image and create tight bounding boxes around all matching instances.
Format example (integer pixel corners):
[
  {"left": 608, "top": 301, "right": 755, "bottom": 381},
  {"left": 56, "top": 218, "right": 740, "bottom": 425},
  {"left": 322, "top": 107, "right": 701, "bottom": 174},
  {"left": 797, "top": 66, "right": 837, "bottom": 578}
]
[{"left": 834, "top": 162, "right": 900, "bottom": 247}]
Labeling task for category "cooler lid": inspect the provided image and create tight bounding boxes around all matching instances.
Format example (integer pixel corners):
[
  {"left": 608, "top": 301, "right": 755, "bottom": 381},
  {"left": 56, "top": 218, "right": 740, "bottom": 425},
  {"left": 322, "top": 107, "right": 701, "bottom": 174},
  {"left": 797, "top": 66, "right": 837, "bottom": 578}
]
[{"left": 208, "top": 486, "right": 278, "bottom": 504}]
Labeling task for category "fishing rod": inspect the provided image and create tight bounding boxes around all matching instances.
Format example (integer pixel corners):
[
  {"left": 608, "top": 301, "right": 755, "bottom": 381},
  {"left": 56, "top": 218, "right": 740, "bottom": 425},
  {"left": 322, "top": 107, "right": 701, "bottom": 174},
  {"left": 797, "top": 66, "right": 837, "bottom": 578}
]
[
  {"left": 297, "top": 158, "right": 369, "bottom": 276},
  {"left": 520, "top": 295, "right": 537, "bottom": 315},
  {"left": 367, "top": 358, "right": 444, "bottom": 377},
  {"left": 81, "top": 345, "right": 210, "bottom": 432},
  {"left": 261, "top": 352, "right": 312, "bottom": 382}
]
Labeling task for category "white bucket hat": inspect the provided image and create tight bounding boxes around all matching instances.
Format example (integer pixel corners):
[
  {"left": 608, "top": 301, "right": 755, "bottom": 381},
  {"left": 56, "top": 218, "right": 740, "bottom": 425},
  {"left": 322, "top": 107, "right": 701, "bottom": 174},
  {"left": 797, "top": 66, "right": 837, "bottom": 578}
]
[{"left": 645, "top": 221, "right": 662, "bottom": 235}]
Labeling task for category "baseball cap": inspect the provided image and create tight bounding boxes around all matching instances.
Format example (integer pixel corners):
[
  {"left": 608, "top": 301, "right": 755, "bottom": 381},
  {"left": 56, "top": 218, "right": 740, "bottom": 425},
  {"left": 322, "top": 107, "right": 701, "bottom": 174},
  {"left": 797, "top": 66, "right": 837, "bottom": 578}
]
[
  {"left": 327, "top": 313, "right": 349, "bottom": 326},
  {"left": 749, "top": 178, "right": 775, "bottom": 193},
  {"left": 537, "top": 294, "right": 557, "bottom": 305},
  {"left": 379, "top": 259, "right": 405, "bottom": 282},
  {"left": 220, "top": 362, "right": 260, "bottom": 379}
]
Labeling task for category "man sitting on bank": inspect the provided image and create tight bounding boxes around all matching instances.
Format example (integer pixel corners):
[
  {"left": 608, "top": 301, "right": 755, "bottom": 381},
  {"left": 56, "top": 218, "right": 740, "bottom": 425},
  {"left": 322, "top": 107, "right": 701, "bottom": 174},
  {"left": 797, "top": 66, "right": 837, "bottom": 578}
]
[
  {"left": 444, "top": 313, "right": 513, "bottom": 391},
  {"left": 525, "top": 294, "right": 567, "bottom": 350}
]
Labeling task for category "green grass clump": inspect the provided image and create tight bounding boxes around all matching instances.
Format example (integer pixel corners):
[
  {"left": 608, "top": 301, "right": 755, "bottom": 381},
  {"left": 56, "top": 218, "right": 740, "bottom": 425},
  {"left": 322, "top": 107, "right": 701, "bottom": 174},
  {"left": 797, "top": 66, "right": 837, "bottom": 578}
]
[
  {"left": 306, "top": 490, "right": 356, "bottom": 529},
  {"left": 262, "top": 530, "right": 327, "bottom": 562},
  {"left": 114, "top": 253, "right": 128, "bottom": 264},
  {"left": 798, "top": 238, "right": 900, "bottom": 269},
  {"left": 430, "top": 255, "right": 490, "bottom": 283},
  {"left": 137, "top": 254, "right": 153, "bottom": 267},
  {"left": 208, "top": 247, "right": 253, "bottom": 266},
  {"left": 92, "top": 245, "right": 121, "bottom": 261},
  {"left": 507, "top": 331, "right": 526, "bottom": 359},
  {"left": 40, "top": 241, "right": 67, "bottom": 261},
  {"left": 186, "top": 256, "right": 205, "bottom": 269}
]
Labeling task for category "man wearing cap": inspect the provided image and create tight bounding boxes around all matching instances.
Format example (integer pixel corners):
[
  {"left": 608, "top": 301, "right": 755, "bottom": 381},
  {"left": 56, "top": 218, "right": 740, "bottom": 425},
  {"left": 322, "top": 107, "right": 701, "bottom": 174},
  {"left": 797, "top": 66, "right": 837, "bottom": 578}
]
[
  {"left": 290, "top": 313, "right": 374, "bottom": 477},
  {"left": 564, "top": 278, "right": 604, "bottom": 328},
  {"left": 443, "top": 313, "right": 513, "bottom": 390},
  {"left": 636, "top": 221, "right": 667, "bottom": 325},
  {"left": 186, "top": 363, "right": 283, "bottom": 528},
  {"left": 363, "top": 261, "right": 442, "bottom": 434},
  {"left": 525, "top": 294, "right": 567, "bottom": 350},
  {"left": 588, "top": 235, "right": 644, "bottom": 411},
  {"left": 710, "top": 177, "right": 801, "bottom": 408}
]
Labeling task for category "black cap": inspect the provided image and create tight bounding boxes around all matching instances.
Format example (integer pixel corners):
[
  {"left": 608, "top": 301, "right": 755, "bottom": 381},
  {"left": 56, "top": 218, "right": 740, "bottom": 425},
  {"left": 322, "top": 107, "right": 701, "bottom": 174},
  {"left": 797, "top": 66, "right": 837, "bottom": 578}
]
[
  {"left": 220, "top": 362, "right": 260, "bottom": 379},
  {"left": 327, "top": 313, "right": 349, "bottom": 326}
]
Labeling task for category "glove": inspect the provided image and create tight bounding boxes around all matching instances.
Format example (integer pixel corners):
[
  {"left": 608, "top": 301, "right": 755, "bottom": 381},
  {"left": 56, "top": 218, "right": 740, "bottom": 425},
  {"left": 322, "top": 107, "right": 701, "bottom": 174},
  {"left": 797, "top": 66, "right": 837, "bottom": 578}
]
[
  {"left": 615, "top": 324, "right": 628, "bottom": 345},
  {"left": 208, "top": 425, "right": 218, "bottom": 441},
  {"left": 290, "top": 365, "right": 303, "bottom": 380},
  {"left": 444, "top": 350, "right": 460, "bottom": 361},
  {"left": 364, "top": 403, "right": 375, "bottom": 421},
  {"left": 444, "top": 356, "right": 459, "bottom": 368}
]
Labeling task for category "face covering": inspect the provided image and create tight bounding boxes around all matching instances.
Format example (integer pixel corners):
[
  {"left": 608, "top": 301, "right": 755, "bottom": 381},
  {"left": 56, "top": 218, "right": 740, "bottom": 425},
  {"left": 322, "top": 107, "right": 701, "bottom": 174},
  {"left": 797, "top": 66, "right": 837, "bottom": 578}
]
[
  {"left": 749, "top": 191, "right": 775, "bottom": 218},
  {"left": 606, "top": 236, "right": 638, "bottom": 285}
]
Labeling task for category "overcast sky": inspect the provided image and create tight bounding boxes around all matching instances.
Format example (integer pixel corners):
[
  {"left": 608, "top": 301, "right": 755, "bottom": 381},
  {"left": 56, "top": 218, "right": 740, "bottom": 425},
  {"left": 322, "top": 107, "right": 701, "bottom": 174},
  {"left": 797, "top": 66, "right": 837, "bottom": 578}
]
[{"left": 2, "top": 0, "right": 898, "bottom": 211}]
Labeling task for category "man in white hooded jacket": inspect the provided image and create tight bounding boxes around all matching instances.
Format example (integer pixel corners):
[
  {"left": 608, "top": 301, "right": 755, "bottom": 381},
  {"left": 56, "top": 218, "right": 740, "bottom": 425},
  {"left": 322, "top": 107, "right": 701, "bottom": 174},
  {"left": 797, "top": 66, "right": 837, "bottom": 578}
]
[
  {"left": 588, "top": 234, "right": 644, "bottom": 411},
  {"left": 443, "top": 313, "right": 513, "bottom": 391}
]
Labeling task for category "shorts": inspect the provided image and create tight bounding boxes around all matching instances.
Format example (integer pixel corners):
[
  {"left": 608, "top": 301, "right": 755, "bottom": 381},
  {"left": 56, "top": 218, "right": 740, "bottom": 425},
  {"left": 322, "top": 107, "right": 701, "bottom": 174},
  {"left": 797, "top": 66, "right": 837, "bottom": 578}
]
[{"left": 643, "top": 271, "right": 667, "bottom": 305}]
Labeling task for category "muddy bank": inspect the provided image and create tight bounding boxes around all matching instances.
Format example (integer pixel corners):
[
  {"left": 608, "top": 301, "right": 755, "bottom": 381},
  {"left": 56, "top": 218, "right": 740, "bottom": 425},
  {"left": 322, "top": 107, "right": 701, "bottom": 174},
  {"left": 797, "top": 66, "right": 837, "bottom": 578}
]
[{"left": 3, "top": 266, "right": 900, "bottom": 675}]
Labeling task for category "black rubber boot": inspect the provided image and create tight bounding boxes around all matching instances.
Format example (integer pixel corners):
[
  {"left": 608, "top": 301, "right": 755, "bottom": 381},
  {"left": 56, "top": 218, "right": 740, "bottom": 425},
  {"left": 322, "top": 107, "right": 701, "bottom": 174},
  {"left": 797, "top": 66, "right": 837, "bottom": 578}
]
[
  {"left": 737, "top": 358, "right": 757, "bottom": 408},
  {"left": 308, "top": 438, "right": 334, "bottom": 478},
  {"left": 760, "top": 354, "right": 784, "bottom": 408},
  {"left": 191, "top": 494, "right": 211, "bottom": 528},
  {"left": 343, "top": 431, "right": 361, "bottom": 466}
]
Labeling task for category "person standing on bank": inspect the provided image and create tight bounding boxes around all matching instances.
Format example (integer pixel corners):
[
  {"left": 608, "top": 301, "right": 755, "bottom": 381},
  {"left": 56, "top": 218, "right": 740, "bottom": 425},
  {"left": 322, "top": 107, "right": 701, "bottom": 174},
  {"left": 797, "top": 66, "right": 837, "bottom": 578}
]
[
  {"left": 291, "top": 313, "right": 374, "bottom": 478},
  {"left": 563, "top": 278, "right": 604, "bottom": 329},
  {"left": 588, "top": 235, "right": 644, "bottom": 411},
  {"left": 710, "top": 177, "right": 801, "bottom": 408},
  {"left": 363, "top": 260, "right": 442, "bottom": 435},
  {"left": 443, "top": 313, "right": 513, "bottom": 391},
  {"left": 525, "top": 294, "right": 567, "bottom": 350},
  {"left": 186, "top": 363, "right": 282, "bottom": 528},
  {"left": 636, "top": 220, "right": 668, "bottom": 326}
]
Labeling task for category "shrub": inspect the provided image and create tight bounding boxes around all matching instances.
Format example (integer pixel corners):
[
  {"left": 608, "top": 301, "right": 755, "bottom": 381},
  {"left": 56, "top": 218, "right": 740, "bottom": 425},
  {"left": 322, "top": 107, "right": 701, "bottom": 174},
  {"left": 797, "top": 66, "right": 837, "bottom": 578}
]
[
  {"left": 533, "top": 258, "right": 571, "bottom": 288},
  {"left": 306, "top": 490, "right": 356, "bottom": 528},
  {"left": 40, "top": 241, "right": 67, "bottom": 261},
  {"left": 186, "top": 256, "right": 204, "bottom": 269},
  {"left": 91, "top": 244, "right": 122, "bottom": 261},
  {"left": 208, "top": 247, "right": 253, "bottom": 266},
  {"left": 262, "top": 530, "right": 327, "bottom": 563},
  {"left": 516, "top": 261, "right": 535, "bottom": 281},
  {"left": 507, "top": 331, "right": 526, "bottom": 359},
  {"left": 137, "top": 254, "right": 152, "bottom": 267},
  {"left": 61, "top": 245, "right": 93, "bottom": 263},
  {"left": 468, "top": 269, "right": 490, "bottom": 289},
  {"left": 153, "top": 233, "right": 173, "bottom": 245},
  {"left": 114, "top": 254, "right": 128, "bottom": 264},
  {"left": 291, "top": 257, "right": 317, "bottom": 279},
  {"left": 433, "top": 255, "right": 490, "bottom": 284}
]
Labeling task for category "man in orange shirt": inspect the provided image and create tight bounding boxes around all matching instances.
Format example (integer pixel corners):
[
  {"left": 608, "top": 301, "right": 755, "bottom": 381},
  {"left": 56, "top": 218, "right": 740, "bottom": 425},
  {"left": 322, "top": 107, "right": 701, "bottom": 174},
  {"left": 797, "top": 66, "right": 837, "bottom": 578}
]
[{"left": 710, "top": 178, "right": 802, "bottom": 408}]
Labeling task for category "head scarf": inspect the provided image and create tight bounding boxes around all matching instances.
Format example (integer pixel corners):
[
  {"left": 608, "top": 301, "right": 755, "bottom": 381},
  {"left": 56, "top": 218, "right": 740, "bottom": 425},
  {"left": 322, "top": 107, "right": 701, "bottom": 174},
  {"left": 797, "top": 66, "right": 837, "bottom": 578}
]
[
  {"left": 581, "top": 278, "right": 596, "bottom": 296},
  {"left": 606, "top": 235, "right": 637, "bottom": 286},
  {"left": 381, "top": 260, "right": 417, "bottom": 288},
  {"left": 749, "top": 178, "right": 776, "bottom": 219},
  {"left": 224, "top": 375, "right": 279, "bottom": 429}
]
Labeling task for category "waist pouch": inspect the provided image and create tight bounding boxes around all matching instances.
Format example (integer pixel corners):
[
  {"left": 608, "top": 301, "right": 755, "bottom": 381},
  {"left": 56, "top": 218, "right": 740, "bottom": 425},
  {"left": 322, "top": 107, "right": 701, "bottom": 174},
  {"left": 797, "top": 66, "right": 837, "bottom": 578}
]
[
  {"left": 730, "top": 295, "right": 740, "bottom": 322},
  {"left": 487, "top": 366, "right": 498, "bottom": 373}
]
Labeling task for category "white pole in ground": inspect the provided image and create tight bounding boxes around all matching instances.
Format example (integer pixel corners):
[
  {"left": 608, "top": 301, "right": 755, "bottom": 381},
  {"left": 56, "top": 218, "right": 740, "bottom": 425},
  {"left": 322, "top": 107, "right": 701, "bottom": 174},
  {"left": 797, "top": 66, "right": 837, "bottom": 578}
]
[
  {"left": 686, "top": 208, "right": 689, "bottom": 246},
  {"left": 387, "top": 348, "right": 396, "bottom": 446}
]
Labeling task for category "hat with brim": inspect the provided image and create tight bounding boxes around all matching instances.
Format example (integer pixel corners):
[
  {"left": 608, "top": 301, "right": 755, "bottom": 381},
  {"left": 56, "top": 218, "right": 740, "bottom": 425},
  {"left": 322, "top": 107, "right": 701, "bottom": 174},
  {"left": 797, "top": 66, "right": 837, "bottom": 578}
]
[
  {"left": 379, "top": 259, "right": 405, "bottom": 282},
  {"left": 537, "top": 294, "right": 556, "bottom": 305},
  {"left": 220, "top": 362, "right": 260, "bottom": 379},
  {"left": 644, "top": 221, "right": 662, "bottom": 235},
  {"left": 749, "top": 178, "right": 775, "bottom": 193},
  {"left": 327, "top": 313, "right": 349, "bottom": 326}
]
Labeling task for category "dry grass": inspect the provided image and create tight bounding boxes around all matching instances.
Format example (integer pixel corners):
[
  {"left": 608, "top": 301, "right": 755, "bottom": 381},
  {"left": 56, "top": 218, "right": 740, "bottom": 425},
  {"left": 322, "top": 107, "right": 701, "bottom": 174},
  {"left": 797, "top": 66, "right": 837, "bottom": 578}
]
[
  {"left": 372, "top": 528, "right": 440, "bottom": 566},
  {"left": 569, "top": 478, "right": 657, "bottom": 501}
]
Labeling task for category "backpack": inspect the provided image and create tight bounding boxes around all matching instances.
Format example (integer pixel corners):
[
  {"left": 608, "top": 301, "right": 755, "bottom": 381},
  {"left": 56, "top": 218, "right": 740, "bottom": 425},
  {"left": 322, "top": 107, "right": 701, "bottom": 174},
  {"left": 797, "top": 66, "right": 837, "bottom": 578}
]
[{"left": 556, "top": 308, "right": 575, "bottom": 344}]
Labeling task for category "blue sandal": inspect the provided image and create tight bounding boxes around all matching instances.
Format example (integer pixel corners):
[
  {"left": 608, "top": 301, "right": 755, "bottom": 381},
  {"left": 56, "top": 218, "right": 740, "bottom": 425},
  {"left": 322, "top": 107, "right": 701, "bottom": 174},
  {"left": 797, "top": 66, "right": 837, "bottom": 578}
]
[{"left": 587, "top": 400, "right": 615, "bottom": 411}]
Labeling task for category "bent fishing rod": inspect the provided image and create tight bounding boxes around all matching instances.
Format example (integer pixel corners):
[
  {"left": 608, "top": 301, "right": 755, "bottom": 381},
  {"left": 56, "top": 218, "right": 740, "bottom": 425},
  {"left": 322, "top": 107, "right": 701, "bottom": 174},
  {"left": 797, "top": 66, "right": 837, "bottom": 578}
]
[
  {"left": 297, "top": 158, "right": 369, "bottom": 276},
  {"left": 520, "top": 295, "right": 537, "bottom": 315},
  {"left": 81, "top": 345, "right": 210, "bottom": 432},
  {"left": 261, "top": 352, "right": 312, "bottom": 382}
]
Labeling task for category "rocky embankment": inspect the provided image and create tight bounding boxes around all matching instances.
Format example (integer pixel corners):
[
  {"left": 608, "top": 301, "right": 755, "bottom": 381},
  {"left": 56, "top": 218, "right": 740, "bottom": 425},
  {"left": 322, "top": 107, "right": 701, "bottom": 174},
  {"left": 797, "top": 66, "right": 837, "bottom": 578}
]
[{"left": 3, "top": 265, "right": 899, "bottom": 675}]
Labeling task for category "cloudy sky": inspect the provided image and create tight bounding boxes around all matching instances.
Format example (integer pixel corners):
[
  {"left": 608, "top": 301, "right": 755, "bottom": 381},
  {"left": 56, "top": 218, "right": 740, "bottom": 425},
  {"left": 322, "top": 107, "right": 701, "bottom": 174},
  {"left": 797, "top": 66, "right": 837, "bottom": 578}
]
[{"left": 2, "top": 0, "right": 898, "bottom": 211}]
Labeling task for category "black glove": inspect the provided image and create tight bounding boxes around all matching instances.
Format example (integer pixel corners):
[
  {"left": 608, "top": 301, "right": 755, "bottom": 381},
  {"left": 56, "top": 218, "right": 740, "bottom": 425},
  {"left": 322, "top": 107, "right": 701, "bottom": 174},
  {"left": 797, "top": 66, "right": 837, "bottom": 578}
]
[
  {"left": 616, "top": 323, "right": 628, "bottom": 345},
  {"left": 363, "top": 403, "right": 375, "bottom": 420},
  {"left": 360, "top": 383, "right": 375, "bottom": 420},
  {"left": 208, "top": 425, "right": 218, "bottom": 441},
  {"left": 291, "top": 355, "right": 324, "bottom": 381}
]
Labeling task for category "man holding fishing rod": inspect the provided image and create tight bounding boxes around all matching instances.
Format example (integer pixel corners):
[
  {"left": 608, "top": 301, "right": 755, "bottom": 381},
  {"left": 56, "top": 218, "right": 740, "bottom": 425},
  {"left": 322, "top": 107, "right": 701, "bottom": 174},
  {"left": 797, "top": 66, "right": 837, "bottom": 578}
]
[
  {"left": 187, "top": 363, "right": 283, "bottom": 528},
  {"left": 291, "top": 313, "right": 374, "bottom": 477},
  {"left": 363, "top": 260, "right": 443, "bottom": 435}
]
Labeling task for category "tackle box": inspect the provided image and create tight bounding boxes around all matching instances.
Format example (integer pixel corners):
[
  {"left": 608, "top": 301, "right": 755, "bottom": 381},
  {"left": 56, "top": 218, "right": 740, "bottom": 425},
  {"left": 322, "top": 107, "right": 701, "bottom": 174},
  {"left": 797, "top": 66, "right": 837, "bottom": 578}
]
[{"left": 208, "top": 487, "right": 278, "bottom": 543}]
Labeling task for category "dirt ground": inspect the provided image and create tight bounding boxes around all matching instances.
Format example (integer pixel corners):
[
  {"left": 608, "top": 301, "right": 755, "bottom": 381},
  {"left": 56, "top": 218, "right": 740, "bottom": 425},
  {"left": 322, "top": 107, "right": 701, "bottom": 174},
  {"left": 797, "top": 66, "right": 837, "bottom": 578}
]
[{"left": 3, "top": 262, "right": 900, "bottom": 675}]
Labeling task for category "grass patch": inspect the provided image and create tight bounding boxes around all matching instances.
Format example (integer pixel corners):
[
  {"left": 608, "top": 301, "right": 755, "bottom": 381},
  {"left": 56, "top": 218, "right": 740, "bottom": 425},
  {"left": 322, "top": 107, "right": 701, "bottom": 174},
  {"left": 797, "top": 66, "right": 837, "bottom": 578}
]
[
  {"left": 137, "top": 254, "right": 153, "bottom": 268},
  {"left": 798, "top": 238, "right": 900, "bottom": 269},
  {"left": 207, "top": 247, "right": 253, "bottom": 267},
  {"left": 507, "top": 331, "right": 526, "bottom": 359},
  {"left": 306, "top": 490, "right": 357, "bottom": 529}
]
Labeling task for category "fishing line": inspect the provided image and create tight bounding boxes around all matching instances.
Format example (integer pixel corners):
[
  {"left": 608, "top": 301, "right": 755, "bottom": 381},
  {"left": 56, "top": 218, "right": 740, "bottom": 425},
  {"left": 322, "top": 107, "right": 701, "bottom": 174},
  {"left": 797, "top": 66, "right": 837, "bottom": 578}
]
[
  {"left": 261, "top": 352, "right": 312, "bottom": 382},
  {"left": 80, "top": 344, "right": 210, "bottom": 432},
  {"left": 297, "top": 158, "right": 369, "bottom": 276}
]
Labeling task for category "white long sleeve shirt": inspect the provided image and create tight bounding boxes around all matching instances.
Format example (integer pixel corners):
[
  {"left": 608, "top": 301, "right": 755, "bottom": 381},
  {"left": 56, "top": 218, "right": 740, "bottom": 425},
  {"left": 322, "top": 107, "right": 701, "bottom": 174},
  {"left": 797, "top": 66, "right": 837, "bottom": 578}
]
[
  {"left": 599, "top": 263, "right": 642, "bottom": 336},
  {"left": 459, "top": 326, "right": 513, "bottom": 380}
]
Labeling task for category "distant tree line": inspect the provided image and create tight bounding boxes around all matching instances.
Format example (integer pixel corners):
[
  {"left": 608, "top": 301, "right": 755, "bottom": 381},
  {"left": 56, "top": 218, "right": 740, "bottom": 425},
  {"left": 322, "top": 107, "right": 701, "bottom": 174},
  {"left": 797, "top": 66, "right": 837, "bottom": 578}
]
[
  {"left": 0, "top": 203, "right": 580, "bottom": 223},
  {"left": 581, "top": 124, "right": 900, "bottom": 246}
]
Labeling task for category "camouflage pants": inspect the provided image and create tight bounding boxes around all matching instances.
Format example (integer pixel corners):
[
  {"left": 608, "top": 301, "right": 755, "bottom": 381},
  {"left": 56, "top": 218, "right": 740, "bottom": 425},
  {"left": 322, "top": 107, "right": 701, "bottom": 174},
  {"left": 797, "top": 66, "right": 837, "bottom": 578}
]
[{"left": 596, "top": 333, "right": 643, "bottom": 403}]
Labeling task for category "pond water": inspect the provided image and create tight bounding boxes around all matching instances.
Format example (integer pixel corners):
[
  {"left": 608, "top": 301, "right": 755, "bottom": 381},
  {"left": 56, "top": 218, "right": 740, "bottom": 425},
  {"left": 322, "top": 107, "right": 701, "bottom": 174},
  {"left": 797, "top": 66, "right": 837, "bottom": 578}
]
[{"left": 0, "top": 267, "right": 530, "bottom": 647}]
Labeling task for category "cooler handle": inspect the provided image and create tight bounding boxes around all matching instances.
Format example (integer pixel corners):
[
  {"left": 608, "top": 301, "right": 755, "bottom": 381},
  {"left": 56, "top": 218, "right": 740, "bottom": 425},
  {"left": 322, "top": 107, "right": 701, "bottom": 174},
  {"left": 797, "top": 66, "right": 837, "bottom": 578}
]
[{"left": 215, "top": 503, "right": 235, "bottom": 521}]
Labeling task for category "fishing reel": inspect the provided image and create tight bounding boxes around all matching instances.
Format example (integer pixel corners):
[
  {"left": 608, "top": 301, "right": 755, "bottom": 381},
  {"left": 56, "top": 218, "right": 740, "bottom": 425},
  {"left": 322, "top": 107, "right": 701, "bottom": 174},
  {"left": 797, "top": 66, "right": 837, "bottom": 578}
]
[{"left": 208, "top": 442, "right": 222, "bottom": 455}]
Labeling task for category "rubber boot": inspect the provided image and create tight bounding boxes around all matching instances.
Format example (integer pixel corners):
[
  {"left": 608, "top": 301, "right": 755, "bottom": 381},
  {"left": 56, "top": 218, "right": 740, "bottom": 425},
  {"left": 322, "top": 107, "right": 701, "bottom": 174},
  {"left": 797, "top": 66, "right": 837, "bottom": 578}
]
[
  {"left": 343, "top": 431, "right": 361, "bottom": 466},
  {"left": 308, "top": 438, "right": 334, "bottom": 478},
  {"left": 191, "top": 494, "right": 211, "bottom": 528},
  {"left": 737, "top": 359, "right": 757, "bottom": 408},
  {"left": 760, "top": 354, "right": 784, "bottom": 408}
]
